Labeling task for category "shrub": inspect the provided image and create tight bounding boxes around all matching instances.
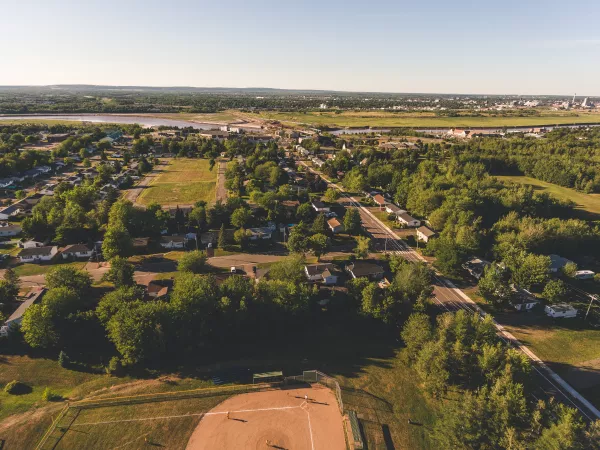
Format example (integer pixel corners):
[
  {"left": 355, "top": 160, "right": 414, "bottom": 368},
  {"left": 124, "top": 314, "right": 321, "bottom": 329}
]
[
  {"left": 58, "top": 350, "right": 70, "bottom": 368},
  {"left": 4, "top": 380, "right": 28, "bottom": 395},
  {"left": 106, "top": 356, "right": 122, "bottom": 376},
  {"left": 42, "top": 387, "right": 61, "bottom": 402}
]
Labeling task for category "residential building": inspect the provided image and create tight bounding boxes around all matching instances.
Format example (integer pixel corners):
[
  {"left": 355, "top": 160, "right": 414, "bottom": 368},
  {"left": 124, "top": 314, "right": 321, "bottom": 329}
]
[
  {"left": 0, "top": 224, "right": 22, "bottom": 237},
  {"left": 0, "top": 287, "right": 47, "bottom": 337},
  {"left": 146, "top": 279, "right": 174, "bottom": 299},
  {"left": 545, "top": 303, "right": 578, "bottom": 318},
  {"left": 416, "top": 226, "right": 436, "bottom": 243},
  {"left": 132, "top": 237, "right": 150, "bottom": 251},
  {"left": 61, "top": 244, "right": 93, "bottom": 260},
  {"left": 248, "top": 227, "right": 273, "bottom": 240},
  {"left": 463, "top": 257, "right": 491, "bottom": 279},
  {"left": 372, "top": 194, "right": 387, "bottom": 208},
  {"left": 385, "top": 204, "right": 406, "bottom": 216},
  {"left": 345, "top": 261, "right": 384, "bottom": 280},
  {"left": 159, "top": 236, "right": 187, "bottom": 249},
  {"left": 18, "top": 246, "right": 58, "bottom": 263},
  {"left": 575, "top": 270, "right": 595, "bottom": 280},
  {"left": 304, "top": 263, "right": 339, "bottom": 285},
  {"left": 549, "top": 254, "right": 573, "bottom": 273},
  {"left": 311, "top": 200, "right": 330, "bottom": 213},
  {"left": 327, "top": 218, "right": 343, "bottom": 234},
  {"left": 510, "top": 287, "right": 539, "bottom": 311},
  {"left": 396, "top": 212, "right": 420, "bottom": 228},
  {"left": 199, "top": 130, "right": 229, "bottom": 140},
  {"left": 18, "top": 239, "right": 44, "bottom": 249}
]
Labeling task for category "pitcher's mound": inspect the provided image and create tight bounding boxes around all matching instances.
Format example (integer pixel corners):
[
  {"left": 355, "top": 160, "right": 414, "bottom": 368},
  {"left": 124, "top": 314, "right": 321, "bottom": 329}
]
[{"left": 185, "top": 386, "right": 345, "bottom": 450}]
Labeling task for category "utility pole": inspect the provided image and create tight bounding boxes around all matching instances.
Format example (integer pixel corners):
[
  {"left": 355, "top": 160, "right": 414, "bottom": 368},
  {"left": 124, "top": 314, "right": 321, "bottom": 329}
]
[{"left": 585, "top": 294, "right": 598, "bottom": 321}]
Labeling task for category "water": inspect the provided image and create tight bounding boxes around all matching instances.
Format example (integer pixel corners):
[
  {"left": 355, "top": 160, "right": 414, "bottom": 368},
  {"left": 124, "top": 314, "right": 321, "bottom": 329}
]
[{"left": 0, "top": 114, "right": 219, "bottom": 130}]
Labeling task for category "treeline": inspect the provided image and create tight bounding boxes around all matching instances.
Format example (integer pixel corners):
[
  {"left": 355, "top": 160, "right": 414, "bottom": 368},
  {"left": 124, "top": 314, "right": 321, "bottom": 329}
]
[{"left": 457, "top": 128, "right": 600, "bottom": 192}]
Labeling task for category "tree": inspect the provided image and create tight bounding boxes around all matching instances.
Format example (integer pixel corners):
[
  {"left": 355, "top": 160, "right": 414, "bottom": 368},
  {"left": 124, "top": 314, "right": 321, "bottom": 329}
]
[
  {"left": 309, "top": 233, "right": 329, "bottom": 261},
  {"left": 542, "top": 279, "right": 567, "bottom": 304},
  {"left": 429, "top": 237, "right": 463, "bottom": 276},
  {"left": 189, "top": 205, "right": 207, "bottom": 231},
  {"left": 21, "top": 304, "right": 57, "bottom": 348},
  {"left": 401, "top": 313, "right": 433, "bottom": 360},
  {"left": 104, "top": 257, "right": 135, "bottom": 287},
  {"left": 512, "top": 254, "right": 550, "bottom": 289},
  {"left": 343, "top": 208, "right": 362, "bottom": 235},
  {"left": 45, "top": 266, "right": 91, "bottom": 292},
  {"left": 231, "top": 207, "right": 251, "bottom": 229},
  {"left": 311, "top": 213, "right": 328, "bottom": 235},
  {"left": 323, "top": 188, "right": 340, "bottom": 203},
  {"left": 287, "top": 224, "right": 310, "bottom": 253},
  {"left": 268, "top": 254, "right": 306, "bottom": 285},
  {"left": 4, "top": 268, "right": 20, "bottom": 297},
  {"left": 178, "top": 250, "right": 208, "bottom": 274},
  {"left": 102, "top": 224, "right": 133, "bottom": 260},
  {"left": 218, "top": 224, "right": 226, "bottom": 249},
  {"left": 478, "top": 265, "right": 512, "bottom": 306},
  {"left": 354, "top": 236, "right": 371, "bottom": 259},
  {"left": 96, "top": 286, "right": 142, "bottom": 324},
  {"left": 562, "top": 261, "right": 578, "bottom": 278},
  {"left": 296, "top": 203, "right": 314, "bottom": 222}
]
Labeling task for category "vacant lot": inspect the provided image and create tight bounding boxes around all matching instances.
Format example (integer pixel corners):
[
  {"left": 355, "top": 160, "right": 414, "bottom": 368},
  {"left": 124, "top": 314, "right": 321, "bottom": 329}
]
[
  {"left": 246, "top": 110, "right": 600, "bottom": 128},
  {"left": 137, "top": 158, "right": 217, "bottom": 206},
  {"left": 497, "top": 175, "right": 600, "bottom": 218}
]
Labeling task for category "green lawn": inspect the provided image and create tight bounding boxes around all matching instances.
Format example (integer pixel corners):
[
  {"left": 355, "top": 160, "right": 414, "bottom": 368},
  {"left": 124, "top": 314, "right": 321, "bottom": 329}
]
[
  {"left": 246, "top": 111, "right": 600, "bottom": 128},
  {"left": 137, "top": 158, "right": 217, "bottom": 206},
  {"left": 13, "top": 261, "right": 87, "bottom": 277},
  {"left": 497, "top": 175, "right": 600, "bottom": 218}
]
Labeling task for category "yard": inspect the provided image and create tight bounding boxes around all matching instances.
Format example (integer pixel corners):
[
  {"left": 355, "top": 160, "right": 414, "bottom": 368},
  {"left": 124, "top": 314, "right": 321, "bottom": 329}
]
[
  {"left": 12, "top": 261, "right": 87, "bottom": 277},
  {"left": 137, "top": 158, "right": 217, "bottom": 206},
  {"left": 497, "top": 175, "right": 600, "bottom": 219}
]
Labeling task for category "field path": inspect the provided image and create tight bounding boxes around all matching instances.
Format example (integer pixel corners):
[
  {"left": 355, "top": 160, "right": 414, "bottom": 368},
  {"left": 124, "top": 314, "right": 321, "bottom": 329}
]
[{"left": 216, "top": 160, "right": 227, "bottom": 203}]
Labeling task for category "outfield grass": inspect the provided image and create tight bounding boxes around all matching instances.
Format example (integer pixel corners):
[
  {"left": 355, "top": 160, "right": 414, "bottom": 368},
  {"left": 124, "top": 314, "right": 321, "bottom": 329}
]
[
  {"left": 13, "top": 261, "right": 87, "bottom": 277},
  {"left": 497, "top": 175, "right": 600, "bottom": 218},
  {"left": 137, "top": 158, "right": 217, "bottom": 206},
  {"left": 246, "top": 110, "right": 600, "bottom": 128}
]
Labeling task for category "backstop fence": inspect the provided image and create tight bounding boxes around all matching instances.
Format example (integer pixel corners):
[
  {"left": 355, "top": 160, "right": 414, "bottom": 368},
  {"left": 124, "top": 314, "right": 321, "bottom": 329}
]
[{"left": 284, "top": 369, "right": 344, "bottom": 414}]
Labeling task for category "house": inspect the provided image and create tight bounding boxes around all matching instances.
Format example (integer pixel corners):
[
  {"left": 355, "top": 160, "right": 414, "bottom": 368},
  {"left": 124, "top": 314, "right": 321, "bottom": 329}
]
[
  {"left": 0, "top": 287, "right": 46, "bottom": 337},
  {"left": 199, "top": 130, "right": 229, "bottom": 140},
  {"left": 575, "top": 270, "right": 595, "bottom": 280},
  {"left": 378, "top": 277, "right": 392, "bottom": 289},
  {"left": 0, "top": 224, "right": 22, "bottom": 237},
  {"left": 447, "top": 128, "right": 471, "bottom": 139},
  {"left": 462, "top": 257, "right": 491, "bottom": 280},
  {"left": 248, "top": 227, "right": 273, "bottom": 240},
  {"left": 159, "top": 236, "right": 187, "bottom": 249},
  {"left": 312, "top": 157, "right": 325, "bottom": 168},
  {"left": 416, "top": 226, "right": 436, "bottom": 243},
  {"left": 372, "top": 194, "right": 387, "bottom": 208},
  {"left": 327, "top": 218, "right": 343, "bottom": 234},
  {"left": 311, "top": 200, "right": 330, "bottom": 213},
  {"left": 132, "top": 237, "right": 150, "bottom": 251},
  {"left": 0, "top": 203, "right": 23, "bottom": 221},
  {"left": 61, "top": 244, "right": 93, "bottom": 260},
  {"left": 345, "top": 261, "right": 385, "bottom": 280},
  {"left": 304, "top": 263, "right": 339, "bottom": 285},
  {"left": 510, "top": 287, "right": 539, "bottom": 311},
  {"left": 545, "top": 303, "right": 578, "bottom": 318},
  {"left": 396, "top": 212, "right": 420, "bottom": 228},
  {"left": 18, "top": 246, "right": 58, "bottom": 263},
  {"left": 18, "top": 239, "right": 44, "bottom": 249},
  {"left": 549, "top": 254, "right": 573, "bottom": 273},
  {"left": 385, "top": 204, "right": 405, "bottom": 216},
  {"left": 145, "top": 279, "right": 174, "bottom": 299},
  {"left": 359, "top": 158, "right": 369, "bottom": 166}
]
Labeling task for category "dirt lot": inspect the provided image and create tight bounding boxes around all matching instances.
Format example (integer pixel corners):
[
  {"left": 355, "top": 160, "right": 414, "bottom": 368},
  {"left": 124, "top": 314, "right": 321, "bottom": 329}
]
[{"left": 186, "top": 386, "right": 345, "bottom": 450}]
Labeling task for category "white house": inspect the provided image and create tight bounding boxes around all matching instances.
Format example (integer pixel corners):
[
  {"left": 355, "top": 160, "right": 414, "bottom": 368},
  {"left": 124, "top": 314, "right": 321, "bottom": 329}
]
[
  {"left": 0, "top": 224, "right": 22, "bottom": 237},
  {"left": 304, "top": 263, "right": 339, "bottom": 285},
  {"left": 575, "top": 270, "right": 595, "bottom": 280},
  {"left": 248, "top": 227, "right": 273, "bottom": 240},
  {"left": 61, "top": 244, "right": 93, "bottom": 260},
  {"left": 18, "top": 239, "right": 44, "bottom": 249},
  {"left": 18, "top": 246, "right": 58, "bottom": 263},
  {"left": 0, "top": 204, "right": 23, "bottom": 221},
  {"left": 385, "top": 204, "right": 406, "bottom": 216},
  {"left": 416, "top": 226, "right": 436, "bottom": 243},
  {"left": 510, "top": 287, "right": 539, "bottom": 311},
  {"left": 0, "top": 288, "right": 46, "bottom": 337},
  {"left": 159, "top": 236, "right": 187, "bottom": 249},
  {"left": 327, "top": 218, "right": 343, "bottom": 234},
  {"left": 311, "top": 200, "right": 330, "bottom": 213},
  {"left": 397, "top": 212, "right": 420, "bottom": 228},
  {"left": 545, "top": 303, "right": 578, "bottom": 318}
]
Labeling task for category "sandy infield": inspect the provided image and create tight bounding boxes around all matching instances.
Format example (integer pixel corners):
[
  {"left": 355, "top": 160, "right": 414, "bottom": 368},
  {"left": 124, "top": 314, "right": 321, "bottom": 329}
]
[{"left": 185, "top": 386, "right": 346, "bottom": 450}]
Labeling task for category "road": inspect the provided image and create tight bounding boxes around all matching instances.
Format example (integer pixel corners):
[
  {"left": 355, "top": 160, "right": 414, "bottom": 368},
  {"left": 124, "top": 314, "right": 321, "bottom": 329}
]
[{"left": 299, "top": 159, "right": 600, "bottom": 422}]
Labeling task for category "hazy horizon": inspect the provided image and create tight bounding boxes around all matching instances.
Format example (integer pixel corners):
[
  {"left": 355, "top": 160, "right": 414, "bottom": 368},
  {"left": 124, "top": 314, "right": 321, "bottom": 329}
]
[{"left": 1, "top": 0, "right": 599, "bottom": 96}]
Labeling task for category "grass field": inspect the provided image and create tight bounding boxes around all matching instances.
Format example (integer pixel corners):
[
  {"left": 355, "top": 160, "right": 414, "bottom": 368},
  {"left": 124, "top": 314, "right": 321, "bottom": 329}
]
[
  {"left": 497, "top": 175, "right": 600, "bottom": 218},
  {"left": 137, "top": 158, "right": 217, "bottom": 206},
  {"left": 246, "top": 110, "right": 600, "bottom": 128},
  {"left": 12, "top": 261, "right": 87, "bottom": 277}
]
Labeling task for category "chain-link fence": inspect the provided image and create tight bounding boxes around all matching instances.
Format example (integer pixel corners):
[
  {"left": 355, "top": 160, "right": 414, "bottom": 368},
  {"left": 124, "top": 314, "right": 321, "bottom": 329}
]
[{"left": 284, "top": 369, "right": 344, "bottom": 414}]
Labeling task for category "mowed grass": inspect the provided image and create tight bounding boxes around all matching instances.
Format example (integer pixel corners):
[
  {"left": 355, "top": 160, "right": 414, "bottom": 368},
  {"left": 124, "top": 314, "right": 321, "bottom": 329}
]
[
  {"left": 247, "top": 110, "right": 600, "bottom": 128},
  {"left": 12, "top": 261, "right": 87, "bottom": 277},
  {"left": 497, "top": 175, "right": 600, "bottom": 217},
  {"left": 138, "top": 158, "right": 217, "bottom": 206}
]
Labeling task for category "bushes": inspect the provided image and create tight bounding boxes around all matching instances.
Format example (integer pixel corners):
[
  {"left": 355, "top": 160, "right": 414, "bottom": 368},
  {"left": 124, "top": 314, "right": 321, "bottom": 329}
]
[
  {"left": 42, "top": 387, "right": 62, "bottom": 402},
  {"left": 4, "top": 380, "right": 30, "bottom": 395},
  {"left": 106, "top": 356, "right": 123, "bottom": 376}
]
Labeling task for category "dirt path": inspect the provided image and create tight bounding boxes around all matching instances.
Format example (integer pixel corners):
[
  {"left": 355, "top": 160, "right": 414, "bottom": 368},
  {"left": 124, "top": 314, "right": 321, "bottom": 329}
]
[{"left": 216, "top": 160, "right": 227, "bottom": 203}]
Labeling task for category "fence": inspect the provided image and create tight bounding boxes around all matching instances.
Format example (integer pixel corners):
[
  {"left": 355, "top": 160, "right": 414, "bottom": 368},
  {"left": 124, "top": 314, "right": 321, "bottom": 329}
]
[{"left": 285, "top": 369, "right": 344, "bottom": 414}]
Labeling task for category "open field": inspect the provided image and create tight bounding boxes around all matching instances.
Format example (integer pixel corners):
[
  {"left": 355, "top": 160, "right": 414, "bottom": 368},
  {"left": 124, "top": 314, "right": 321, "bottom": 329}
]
[
  {"left": 12, "top": 261, "right": 87, "bottom": 277},
  {"left": 137, "top": 158, "right": 217, "bottom": 206},
  {"left": 246, "top": 110, "right": 600, "bottom": 128},
  {"left": 497, "top": 175, "right": 600, "bottom": 217}
]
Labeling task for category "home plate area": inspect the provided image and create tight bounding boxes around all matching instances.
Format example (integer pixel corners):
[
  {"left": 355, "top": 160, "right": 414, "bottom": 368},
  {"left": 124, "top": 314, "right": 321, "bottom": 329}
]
[{"left": 185, "top": 386, "right": 346, "bottom": 450}]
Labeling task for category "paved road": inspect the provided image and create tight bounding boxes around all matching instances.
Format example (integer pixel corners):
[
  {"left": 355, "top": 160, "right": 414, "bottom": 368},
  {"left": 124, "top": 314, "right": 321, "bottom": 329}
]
[
  {"left": 216, "top": 160, "right": 228, "bottom": 203},
  {"left": 299, "top": 160, "right": 600, "bottom": 422}
]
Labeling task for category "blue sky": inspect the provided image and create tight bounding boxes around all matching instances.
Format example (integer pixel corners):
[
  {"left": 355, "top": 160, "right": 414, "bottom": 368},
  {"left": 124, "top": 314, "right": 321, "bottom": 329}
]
[{"left": 1, "top": 0, "right": 599, "bottom": 95}]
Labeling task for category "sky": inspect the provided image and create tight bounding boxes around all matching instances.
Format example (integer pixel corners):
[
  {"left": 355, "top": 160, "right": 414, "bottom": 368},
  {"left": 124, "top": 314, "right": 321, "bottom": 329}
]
[{"left": 1, "top": 0, "right": 599, "bottom": 95}]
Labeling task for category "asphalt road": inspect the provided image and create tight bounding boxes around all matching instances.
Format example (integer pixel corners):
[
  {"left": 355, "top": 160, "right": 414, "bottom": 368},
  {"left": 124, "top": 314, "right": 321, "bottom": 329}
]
[{"left": 299, "top": 159, "right": 600, "bottom": 422}]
